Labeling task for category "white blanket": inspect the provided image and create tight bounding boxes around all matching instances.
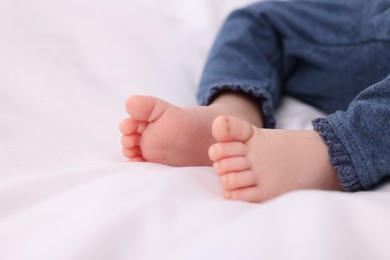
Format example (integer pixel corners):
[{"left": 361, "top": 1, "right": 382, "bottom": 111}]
[{"left": 1, "top": 1, "right": 390, "bottom": 259}]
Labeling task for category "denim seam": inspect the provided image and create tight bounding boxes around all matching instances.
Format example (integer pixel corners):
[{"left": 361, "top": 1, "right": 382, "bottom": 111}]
[
  {"left": 231, "top": 4, "right": 282, "bottom": 72},
  {"left": 285, "top": 38, "right": 390, "bottom": 48}
]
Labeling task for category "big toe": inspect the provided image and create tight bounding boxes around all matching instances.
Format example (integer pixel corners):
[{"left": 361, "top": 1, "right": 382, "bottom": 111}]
[
  {"left": 125, "top": 95, "right": 170, "bottom": 122},
  {"left": 212, "top": 116, "right": 254, "bottom": 142}
]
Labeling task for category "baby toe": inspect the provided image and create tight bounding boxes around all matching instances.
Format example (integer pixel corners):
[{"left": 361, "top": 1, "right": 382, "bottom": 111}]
[
  {"left": 121, "top": 134, "right": 141, "bottom": 149},
  {"left": 209, "top": 142, "right": 248, "bottom": 161},
  {"left": 128, "top": 156, "right": 146, "bottom": 163},
  {"left": 221, "top": 170, "right": 257, "bottom": 190},
  {"left": 224, "top": 186, "right": 263, "bottom": 203},
  {"left": 119, "top": 117, "right": 138, "bottom": 135},
  {"left": 122, "top": 147, "right": 141, "bottom": 158},
  {"left": 126, "top": 95, "right": 171, "bottom": 122},
  {"left": 212, "top": 116, "right": 254, "bottom": 143},
  {"left": 213, "top": 157, "right": 251, "bottom": 175}
]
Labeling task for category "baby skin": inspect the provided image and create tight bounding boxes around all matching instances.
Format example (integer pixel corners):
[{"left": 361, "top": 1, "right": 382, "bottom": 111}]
[{"left": 119, "top": 94, "right": 341, "bottom": 203}]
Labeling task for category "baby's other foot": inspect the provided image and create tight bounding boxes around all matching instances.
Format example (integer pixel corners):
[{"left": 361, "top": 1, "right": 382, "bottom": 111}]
[
  {"left": 208, "top": 116, "right": 341, "bottom": 203},
  {"left": 119, "top": 96, "right": 217, "bottom": 166}
]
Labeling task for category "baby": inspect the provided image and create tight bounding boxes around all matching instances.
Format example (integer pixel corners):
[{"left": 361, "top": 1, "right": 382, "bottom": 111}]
[{"left": 120, "top": 0, "right": 390, "bottom": 202}]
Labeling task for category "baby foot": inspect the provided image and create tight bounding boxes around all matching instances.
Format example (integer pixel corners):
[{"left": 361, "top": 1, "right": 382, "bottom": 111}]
[
  {"left": 208, "top": 116, "right": 341, "bottom": 203},
  {"left": 119, "top": 95, "right": 218, "bottom": 166}
]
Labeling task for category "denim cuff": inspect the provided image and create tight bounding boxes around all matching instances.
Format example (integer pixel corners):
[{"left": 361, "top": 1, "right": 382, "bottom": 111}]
[
  {"left": 198, "top": 84, "right": 276, "bottom": 129},
  {"left": 312, "top": 117, "right": 363, "bottom": 191}
]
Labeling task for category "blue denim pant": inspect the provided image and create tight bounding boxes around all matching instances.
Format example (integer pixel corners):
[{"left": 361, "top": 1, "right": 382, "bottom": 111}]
[{"left": 197, "top": 0, "right": 390, "bottom": 191}]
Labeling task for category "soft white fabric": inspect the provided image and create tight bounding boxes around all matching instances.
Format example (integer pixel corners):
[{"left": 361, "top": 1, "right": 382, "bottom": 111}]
[{"left": 1, "top": 1, "right": 390, "bottom": 259}]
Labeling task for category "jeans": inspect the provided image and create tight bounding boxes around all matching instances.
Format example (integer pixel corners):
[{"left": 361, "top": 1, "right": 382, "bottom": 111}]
[{"left": 197, "top": 0, "right": 390, "bottom": 191}]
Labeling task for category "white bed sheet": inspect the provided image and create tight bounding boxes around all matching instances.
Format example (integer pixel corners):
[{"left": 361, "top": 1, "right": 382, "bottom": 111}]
[{"left": 1, "top": 0, "right": 390, "bottom": 259}]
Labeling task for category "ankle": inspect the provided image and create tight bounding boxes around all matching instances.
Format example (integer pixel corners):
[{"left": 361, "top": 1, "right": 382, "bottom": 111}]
[
  {"left": 307, "top": 130, "right": 342, "bottom": 190},
  {"left": 209, "top": 92, "right": 264, "bottom": 128}
]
